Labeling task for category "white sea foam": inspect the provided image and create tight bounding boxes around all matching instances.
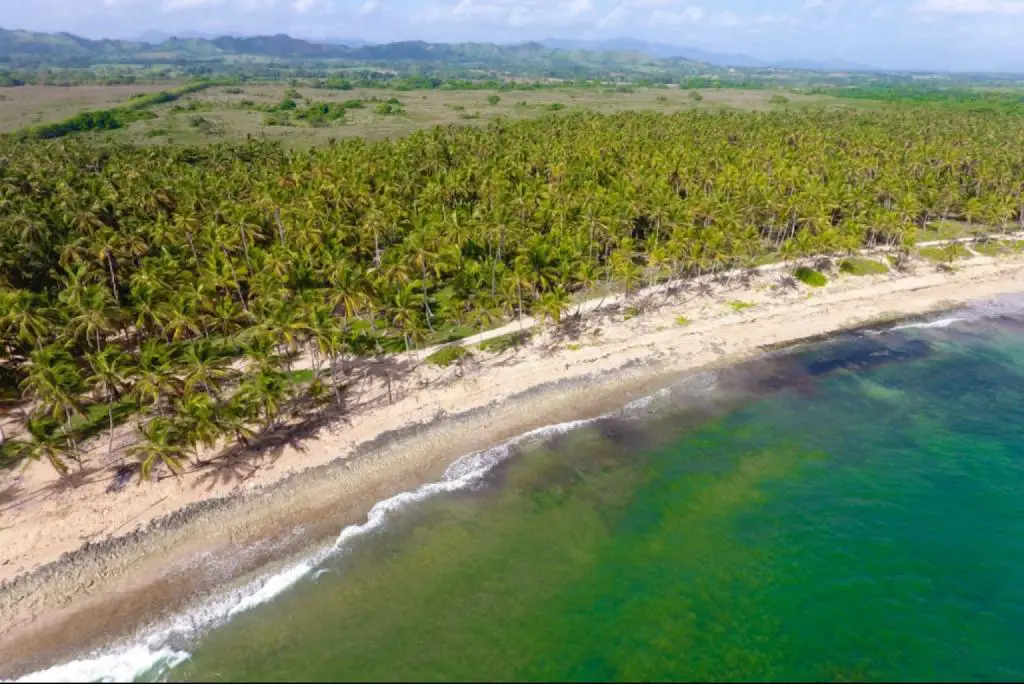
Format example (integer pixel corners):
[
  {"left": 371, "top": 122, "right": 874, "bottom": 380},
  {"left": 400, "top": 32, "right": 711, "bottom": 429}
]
[
  {"left": 13, "top": 645, "right": 188, "bottom": 684},
  {"left": 891, "top": 316, "right": 966, "bottom": 331},
  {"left": 9, "top": 415, "right": 608, "bottom": 684}
]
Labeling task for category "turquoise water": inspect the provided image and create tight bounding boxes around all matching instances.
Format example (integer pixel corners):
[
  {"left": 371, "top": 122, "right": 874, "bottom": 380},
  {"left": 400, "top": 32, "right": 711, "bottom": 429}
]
[{"left": 152, "top": 303, "right": 1024, "bottom": 681}]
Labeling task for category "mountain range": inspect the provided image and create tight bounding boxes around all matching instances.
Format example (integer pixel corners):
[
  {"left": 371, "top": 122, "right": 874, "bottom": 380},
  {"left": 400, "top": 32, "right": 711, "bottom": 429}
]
[
  {"left": 538, "top": 38, "right": 876, "bottom": 71},
  {"left": 0, "top": 26, "right": 876, "bottom": 74},
  {"left": 0, "top": 27, "right": 708, "bottom": 73},
  {"left": 132, "top": 31, "right": 876, "bottom": 72}
]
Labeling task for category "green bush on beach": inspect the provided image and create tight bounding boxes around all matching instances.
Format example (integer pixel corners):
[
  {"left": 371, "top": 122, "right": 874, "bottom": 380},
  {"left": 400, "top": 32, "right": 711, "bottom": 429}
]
[
  {"left": 426, "top": 345, "right": 470, "bottom": 367},
  {"left": 794, "top": 267, "right": 827, "bottom": 287},
  {"left": 839, "top": 258, "right": 889, "bottom": 276}
]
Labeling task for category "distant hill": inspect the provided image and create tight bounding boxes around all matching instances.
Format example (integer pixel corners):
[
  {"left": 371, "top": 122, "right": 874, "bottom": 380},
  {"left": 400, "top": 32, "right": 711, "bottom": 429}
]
[
  {"left": 540, "top": 37, "right": 877, "bottom": 72},
  {"left": 0, "top": 27, "right": 712, "bottom": 75},
  {"left": 540, "top": 37, "right": 762, "bottom": 68}
]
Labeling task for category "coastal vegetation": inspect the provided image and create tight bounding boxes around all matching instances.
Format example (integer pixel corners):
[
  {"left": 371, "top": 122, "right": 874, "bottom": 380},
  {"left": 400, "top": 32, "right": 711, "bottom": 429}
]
[
  {"left": 2, "top": 102, "right": 1024, "bottom": 481},
  {"left": 839, "top": 257, "right": 890, "bottom": 276},
  {"left": 794, "top": 267, "right": 828, "bottom": 288}
]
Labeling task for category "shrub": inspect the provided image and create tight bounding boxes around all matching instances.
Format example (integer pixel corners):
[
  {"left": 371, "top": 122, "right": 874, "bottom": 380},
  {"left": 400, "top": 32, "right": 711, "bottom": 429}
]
[
  {"left": 487, "top": 94, "right": 501, "bottom": 105},
  {"left": 547, "top": 103, "right": 566, "bottom": 111},
  {"left": 262, "top": 113, "right": 292, "bottom": 126},
  {"left": 223, "top": 87, "right": 244, "bottom": 94},
  {"left": 675, "top": 315, "right": 692, "bottom": 326},
  {"left": 426, "top": 345, "right": 470, "bottom": 367},
  {"left": 688, "top": 91, "right": 704, "bottom": 102},
  {"left": 794, "top": 266, "right": 827, "bottom": 287},
  {"left": 839, "top": 258, "right": 890, "bottom": 276},
  {"left": 729, "top": 300, "right": 756, "bottom": 312},
  {"left": 478, "top": 331, "right": 531, "bottom": 353},
  {"left": 770, "top": 94, "right": 790, "bottom": 105},
  {"left": 919, "top": 243, "right": 971, "bottom": 263},
  {"left": 375, "top": 102, "right": 405, "bottom": 115},
  {"left": 293, "top": 101, "right": 349, "bottom": 125}
]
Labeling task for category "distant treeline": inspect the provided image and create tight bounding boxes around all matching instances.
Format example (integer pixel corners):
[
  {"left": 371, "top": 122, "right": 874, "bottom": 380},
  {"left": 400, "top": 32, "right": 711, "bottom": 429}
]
[
  {"left": 15, "top": 80, "right": 225, "bottom": 139},
  {"left": 312, "top": 74, "right": 765, "bottom": 91},
  {"left": 807, "top": 84, "right": 1024, "bottom": 112},
  {"left": 0, "top": 68, "right": 179, "bottom": 87}
]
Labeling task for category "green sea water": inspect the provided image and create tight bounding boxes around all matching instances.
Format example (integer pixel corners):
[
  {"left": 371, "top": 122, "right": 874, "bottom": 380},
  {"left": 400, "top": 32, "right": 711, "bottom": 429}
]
[{"left": 165, "top": 305, "right": 1024, "bottom": 682}]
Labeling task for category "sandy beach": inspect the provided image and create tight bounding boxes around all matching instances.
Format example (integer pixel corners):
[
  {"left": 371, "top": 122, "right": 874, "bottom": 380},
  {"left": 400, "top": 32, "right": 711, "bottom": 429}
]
[{"left": 2, "top": 252, "right": 1023, "bottom": 677}]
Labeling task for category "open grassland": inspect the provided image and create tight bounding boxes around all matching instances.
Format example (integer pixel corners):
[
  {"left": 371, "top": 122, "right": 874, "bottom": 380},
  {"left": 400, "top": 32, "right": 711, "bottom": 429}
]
[
  {"left": 0, "top": 83, "right": 184, "bottom": 133},
  {"left": 0, "top": 83, "right": 844, "bottom": 146}
]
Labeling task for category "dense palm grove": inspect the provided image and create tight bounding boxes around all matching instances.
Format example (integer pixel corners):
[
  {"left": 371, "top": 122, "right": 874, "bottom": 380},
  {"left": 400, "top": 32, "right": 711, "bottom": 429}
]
[{"left": 2, "top": 107, "right": 1024, "bottom": 479}]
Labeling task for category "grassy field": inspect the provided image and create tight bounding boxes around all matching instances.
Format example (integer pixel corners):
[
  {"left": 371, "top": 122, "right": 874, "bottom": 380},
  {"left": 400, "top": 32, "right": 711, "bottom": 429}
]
[
  {"left": 0, "top": 82, "right": 854, "bottom": 146},
  {"left": 0, "top": 83, "right": 185, "bottom": 133}
]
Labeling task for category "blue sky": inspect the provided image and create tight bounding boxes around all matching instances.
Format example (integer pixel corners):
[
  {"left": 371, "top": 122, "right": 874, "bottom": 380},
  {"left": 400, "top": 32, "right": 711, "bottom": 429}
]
[{"left": 7, "top": 0, "right": 1024, "bottom": 72}]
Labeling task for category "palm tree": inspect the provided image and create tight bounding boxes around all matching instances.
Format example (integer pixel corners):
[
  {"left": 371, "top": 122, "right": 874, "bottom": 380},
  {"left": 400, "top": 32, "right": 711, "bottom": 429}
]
[
  {"left": 20, "top": 346, "right": 86, "bottom": 464},
  {"left": 389, "top": 283, "right": 426, "bottom": 355},
  {"left": 130, "top": 339, "right": 179, "bottom": 417},
  {"left": 66, "top": 284, "right": 119, "bottom": 351},
  {"left": 173, "top": 392, "right": 223, "bottom": 460},
  {"left": 85, "top": 344, "right": 131, "bottom": 454},
  {"left": 0, "top": 289, "right": 51, "bottom": 352},
  {"left": 221, "top": 396, "right": 258, "bottom": 449},
  {"left": 129, "top": 418, "right": 187, "bottom": 481},
  {"left": 181, "top": 338, "right": 233, "bottom": 396},
  {"left": 22, "top": 416, "right": 71, "bottom": 476},
  {"left": 304, "top": 304, "right": 345, "bottom": 404},
  {"left": 237, "top": 368, "right": 292, "bottom": 432},
  {"left": 533, "top": 288, "right": 571, "bottom": 326}
]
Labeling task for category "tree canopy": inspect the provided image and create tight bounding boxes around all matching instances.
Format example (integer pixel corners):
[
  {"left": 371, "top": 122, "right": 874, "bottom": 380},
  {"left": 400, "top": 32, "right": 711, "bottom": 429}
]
[{"left": 2, "top": 106, "right": 1023, "bottom": 479}]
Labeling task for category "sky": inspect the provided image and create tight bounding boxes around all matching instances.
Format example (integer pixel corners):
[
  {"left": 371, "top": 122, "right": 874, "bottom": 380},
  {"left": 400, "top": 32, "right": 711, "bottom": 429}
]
[{"left": 6, "top": 0, "right": 1024, "bottom": 72}]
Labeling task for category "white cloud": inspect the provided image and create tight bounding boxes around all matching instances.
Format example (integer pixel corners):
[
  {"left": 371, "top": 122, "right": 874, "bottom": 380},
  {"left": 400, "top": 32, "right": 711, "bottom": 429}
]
[
  {"left": 415, "top": 0, "right": 598, "bottom": 28},
  {"left": 916, "top": 0, "right": 1024, "bottom": 13},
  {"left": 648, "top": 4, "right": 704, "bottom": 24},
  {"left": 163, "top": 0, "right": 225, "bottom": 10},
  {"left": 594, "top": 3, "right": 628, "bottom": 27},
  {"left": 357, "top": 0, "right": 379, "bottom": 14},
  {"left": 713, "top": 9, "right": 742, "bottom": 26},
  {"left": 803, "top": 0, "right": 824, "bottom": 8}
]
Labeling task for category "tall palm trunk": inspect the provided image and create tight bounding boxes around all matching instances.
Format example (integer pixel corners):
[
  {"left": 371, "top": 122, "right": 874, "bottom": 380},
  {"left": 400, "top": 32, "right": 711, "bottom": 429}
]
[
  {"left": 328, "top": 353, "right": 342, "bottom": 405},
  {"left": 106, "top": 253, "right": 119, "bottom": 304},
  {"left": 64, "top": 407, "right": 81, "bottom": 470},
  {"left": 107, "top": 396, "right": 116, "bottom": 454}
]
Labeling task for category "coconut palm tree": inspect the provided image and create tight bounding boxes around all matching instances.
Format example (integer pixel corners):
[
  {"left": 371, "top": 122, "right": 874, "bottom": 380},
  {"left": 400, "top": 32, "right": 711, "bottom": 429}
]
[
  {"left": 129, "top": 418, "right": 187, "bottom": 481},
  {"left": 20, "top": 346, "right": 86, "bottom": 464},
  {"left": 85, "top": 344, "right": 131, "bottom": 454}
]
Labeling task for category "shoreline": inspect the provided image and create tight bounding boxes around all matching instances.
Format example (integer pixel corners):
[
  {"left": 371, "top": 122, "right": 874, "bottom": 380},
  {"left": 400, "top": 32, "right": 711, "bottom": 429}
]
[{"left": 2, "top": 254, "right": 1024, "bottom": 678}]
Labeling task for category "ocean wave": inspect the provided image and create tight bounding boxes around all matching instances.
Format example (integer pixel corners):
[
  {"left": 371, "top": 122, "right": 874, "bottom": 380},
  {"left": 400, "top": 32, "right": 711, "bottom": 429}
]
[
  {"left": 891, "top": 316, "right": 966, "bottom": 331},
  {"left": 12, "top": 645, "right": 189, "bottom": 684},
  {"left": 9, "top": 415, "right": 610, "bottom": 683}
]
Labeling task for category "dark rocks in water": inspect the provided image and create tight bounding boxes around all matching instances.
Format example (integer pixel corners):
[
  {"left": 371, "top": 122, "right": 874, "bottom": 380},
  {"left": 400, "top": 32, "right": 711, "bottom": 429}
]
[
  {"left": 595, "top": 417, "right": 649, "bottom": 450},
  {"left": 806, "top": 338, "right": 931, "bottom": 377}
]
